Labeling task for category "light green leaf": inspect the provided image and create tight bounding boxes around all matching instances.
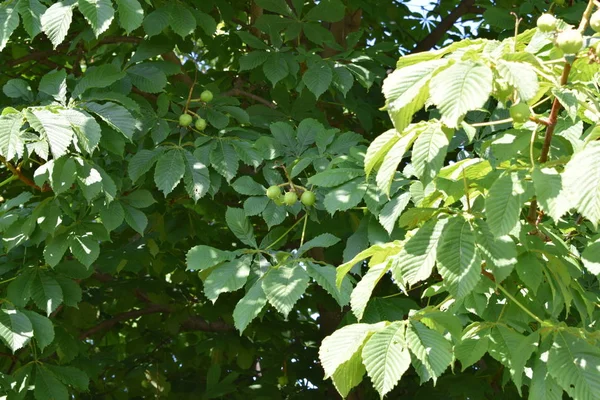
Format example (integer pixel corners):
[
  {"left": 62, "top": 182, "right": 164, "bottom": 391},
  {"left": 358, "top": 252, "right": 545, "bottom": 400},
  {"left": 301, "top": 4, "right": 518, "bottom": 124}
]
[
  {"left": 0, "top": 2, "right": 19, "bottom": 51},
  {"left": 0, "top": 307, "right": 33, "bottom": 352},
  {"left": 375, "top": 123, "right": 420, "bottom": 194},
  {"left": 233, "top": 279, "right": 268, "bottom": 333},
  {"left": 337, "top": 241, "right": 402, "bottom": 287},
  {"left": 154, "top": 149, "right": 185, "bottom": 196},
  {"left": 59, "top": 108, "right": 101, "bottom": 154},
  {"left": 226, "top": 207, "right": 257, "bottom": 248},
  {"left": 582, "top": 238, "right": 600, "bottom": 275},
  {"left": 319, "top": 323, "right": 384, "bottom": 378},
  {"left": 21, "top": 310, "right": 54, "bottom": 351},
  {"left": 41, "top": 0, "right": 74, "bottom": 48},
  {"left": 308, "top": 168, "right": 364, "bottom": 187},
  {"left": 323, "top": 177, "right": 367, "bottom": 215},
  {"left": 297, "top": 233, "right": 340, "bottom": 256},
  {"left": 430, "top": 61, "right": 493, "bottom": 128},
  {"left": 405, "top": 320, "right": 452, "bottom": 383},
  {"left": 115, "top": 0, "right": 143, "bottom": 33},
  {"left": 186, "top": 245, "right": 234, "bottom": 272},
  {"left": 262, "top": 263, "right": 309, "bottom": 317},
  {"left": 378, "top": 192, "right": 411, "bottom": 234},
  {"left": 127, "top": 64, "right": 167, "bottom": 93},
  {"left": 496, "top": 60, "right": 539, "bottom": 102},
  {"left": 474, "top": 219, "right": 517, "bottom": 283},
  {"left": 365, "top": 129, "right": 399, "bottom": 177},
  {"left": 351, "top": 262, "right": 392, "bottom": 321},
  {"left": 29, "top": 109, "right": 74, "bottom": 159},
  {"left": 303, "top": 59, "right": 333, "bottom": 99},
  {"left": 17, "top": 0, "right": 47, "bottom": 39},
  {"left": 331, "top": 347, "right": 366, "bottom": 398},
  {"left": 454, "top": 323, "right": 490, "bottom": 371},
  {"left": 411, "top": 122, "right": 449, "bottom": 184},
  {"left": 306, "top": 262, "right": 352, "bottom": 307},
  {"left": 391, "top": 217, "right": 448, "bottom": 287},
  {"left": 34, "top": 365, "right": 69, "bottom": 400},
  {"left": 436, "top": 216, "right": 481, "bottom": 299},
  {"left": 485, "top": 171, "right": 525, "bottom": 236},
  {"left": 564, "top": 142, "right": 600, "bottom": 228},
  {"left": 84, "top": 101, "right": 137, "bottom": 140},
  {"left": 73, "top": 64, "right": 125, "bottom": 97},
  {"left": 0, "top": 112, "right": 24, "bottom": 161},
  {"left": 204, "top": 256, "right": 252, "bottom": 303},
  {"left": 39, "top": 69, "right": 67, "bottom": 103},
  {"left": 78, "top": 0, "right": 114, "bottom": 37},
  {"left": 210, "top": 142, "right": 239, "bottom": 182},
  {"left": 532, "top": 167, "right": 569, "bottom": 223},
  {"left": 362, "top": 321, "right": 411, "bottom": 398}
]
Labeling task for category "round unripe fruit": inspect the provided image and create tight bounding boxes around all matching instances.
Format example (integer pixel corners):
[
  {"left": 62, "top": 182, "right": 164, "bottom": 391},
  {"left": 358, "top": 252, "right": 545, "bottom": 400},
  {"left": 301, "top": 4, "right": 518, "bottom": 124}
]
[
  {"left": 537, "top": 14, "right": 557, "bottom": 32},
  {"left": 179, "top": 113, "right": 193, "bottom": 126},
  {"left": 510, "top": 103, "right": 531, "bottom": 124},
  {"left": 266, "top": 185, "right": 281, "bottom": 200},
  {"left": 300, "top": 191, "right": 316, "bottom": 207},
  {"left": 556, "top": 29, "right": 584, "bottom": 54},
  {"left": 591, "top": 11, "right": 600, "bottom": 32},
  {"left": 554, "top": 0, "right": 566, "bottom": 5},
  {"left": 200, "top": 90, "right": 213, "bottom": 103},
  {"left": 195, "top": 118, "right": 207, "bottom": 131},
  {"left": 283, "top": 191, "right": 298, "bottom": 206}
]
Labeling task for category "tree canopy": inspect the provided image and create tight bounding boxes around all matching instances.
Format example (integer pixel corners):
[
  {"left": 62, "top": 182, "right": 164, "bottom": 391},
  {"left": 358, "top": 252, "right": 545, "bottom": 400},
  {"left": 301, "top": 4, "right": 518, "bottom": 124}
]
[{"left": 1, "top": 0, "right": 600, "bottom": 399}]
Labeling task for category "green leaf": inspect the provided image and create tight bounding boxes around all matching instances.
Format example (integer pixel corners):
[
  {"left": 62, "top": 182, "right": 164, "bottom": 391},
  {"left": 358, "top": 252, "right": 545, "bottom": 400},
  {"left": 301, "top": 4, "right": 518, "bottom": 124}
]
[
  {"left": 0, "top": 307, "right": 33, "bottom": 352},
  {"left": 303, "top": 59, "right": 333, "bottom": 99},
  {"left": 262, "top": 262, "right": 309, "bottom": 317},
  {"left": 582, "top": 238, "right": 600, "bottom": 275},
  {"left": 552, "top": 88, "right": 578, "bottom": 122},
  {"left": 0, "top": 112, "right": 24, "bottom": 161},
  {"left": 143, "top": 7, "right": 169, "bottom": 37},
  {"left": 100, "top": 200, "right": 124, "bottom": 232},
  {"left": 41, "top": 0, "right": 74, "bottom": 48},
  {"left": 34, "top": 365, "right": 69, "bottom": 400},
  {"left": 375, "top": 123, "right": 420, "bottom": 194},
  {"left": 154, "top": 149, "right": 185, "bottom": 196},
  {"left": 485, "top": 171, "right": 525, "bottom": 236},
  {"left": 474, "top": 219, "right": 517, "bottom": 283},
  {"left": 123, "top": 205, "right": 147, "bottom": 235},
  {"left": 39, "top": 69, "right": 67, "bottom": 103},
  {"left": 0, "top": 2, "right": 19, "bottom": 51},
  {"left": 331, "top": 348, "right": 366, "bottom": 398},
  {"left": 45, "top": 365, "right": 89, "bottom": 391},
  {"left": 239, "top": 51, "right": 269, "bottom": 71},
  {"left": 308, "top": 168, "right": 364, "bottom": 187},
  {"left": 378, "top": 192, "right": 411, "bottom": 235},
  {"left": 362, "top": 321, "right": 411, "bottom": 398},
  {"left": 43, "top": 233, "right": 70, "bottom": 267},
  {"left": 59, "top": 108, "right": 102, "bottom": 154},
  {"left": 351, "top": 262, "right": 392, "bottom": 321},
  {"left": 496, "top": 60, "right": 539, "bottom": 102},
  {"left": 233, "top": 279, "right": 268, "bottom": 333},
  {"left": 263, "top": 53, "right": 289, "bottom": 86},
  {"left": 7, "top": 269, "right": 34, "bottom": 308},
  {"left": 488, "top": 325, "right": 538, "bottom": 394},
  {"left": 128, "top": 148, "right": 161, "bottom": 182},
  {"left": 255, "top": 0, "right": 293, "bottom": 17},
  {"left": 548, "top": 331, "right": 600, "bottom": 400},
  {"left": 21, "top": 310, "right": 54, "bottom": 351},
  {"left": 532, "top": 167, "right": 569, "bottom": 223},
  {"left": 3, "top": 79, "right": 34, "bottom": 101},
  {"left": 17, "top": 0, "right": 47, "bottom": 39},
  {"left": 127, "top": 64, "right": 167, "bottom": 93},
  {"left": 29, "top": 109, "right": 74, "bottom": 159},
  {"left": 411, "top": 122, "right": 449, "bottom": 184},
  {"left": 235, "top": 31, "right": 269, "bottom": 50},
  {"left": 391, "top": 217, "right": 448, "bottom": 287},
  {"left": 297, "top": 233, "right": 340, "bottom": 256},
  {"left": 530, "top": 355, "right": 563, "bottom": 400},
  {"left": 337, "top": 241, "right": 402, "bottom": 286},
  {"left": 383, "top": 59, "right": 447, "bottom": 133},
  {"left": 204, "top": 256, "right": 252, "bottom": 303},
  {"left": 194, "top": 11, "right": 216, "bottom": 36},
  {"left": 430, "top": 61, "right": 493, "bottom": 128},
  {"left": 78, "top": 0, "right": 114, "bottom": 37},
  {"left": 323, "top": 177, "right": 367, "bottom": 215},
  {"left": 365, "top": 129, "right": 398, "bottom": 177},
  {"left": 305, "top": 262, "right": 352, "bottom": 307},
  {"left": 243, "top": 196, "right": 269, "bottom": 216},
  {"left": 319, "top": 323, "right": 383, "bottom": 378},
  {"left": 50, "top": 156, "right": 76, "bottom": 194},
  {"left": 226, "top": 207, "right": 257, "bottom": 248},
  {"left": 232, "top": 176, "right": 266, "bottom": 196},
  {"left": 55, "top": 276, "right": 82, "bottom": 307},
  {"left": 210, "top": 142, "right": 239, "bottom": 182},
  {"left": 84, "top": 101, "right": 137, "bottom": 140},
  {"left": 169, "top": 3, "right": 195, "bottom": 38},
  {"left": 436, "top": 216, "right": 481, "bottom": 299},
  {"left": 115, "top": 0, "right": 143, "bottom": 33},
  {"left": 305, "top": 0, "right": 345, "bottom": 22},
  {"left": 186, "top": 245, "right": 234, "bottom": 272},
  {"left": 564, "top": 142, "right": 600, "bottom": 228},
  {"left": 69, "top": 230, "right": 100, "bottom": 267},
  {"left": 454, "top": 323, "right": 490, "bottom": 370},
  {"left": 73, "top": 65, "right": 125, "bottom": 98},
  {"left": 405, "top": 320, "right": 452, "bottom": 383},
  {"left": 332, "top": 66, "right": 354, "bottom": 97},
  {"left": 182, "top": 150, "right": 210, "bottom": 201},
  {"left": 261, "top": 201, "right": 286, "bottom": 229}
]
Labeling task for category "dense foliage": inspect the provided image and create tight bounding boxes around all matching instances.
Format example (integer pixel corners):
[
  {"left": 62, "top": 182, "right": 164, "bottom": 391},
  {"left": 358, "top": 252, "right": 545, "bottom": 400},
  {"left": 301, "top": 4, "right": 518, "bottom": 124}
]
[{"left": 0, "top": 0, "right": 599, "bottom": 399}]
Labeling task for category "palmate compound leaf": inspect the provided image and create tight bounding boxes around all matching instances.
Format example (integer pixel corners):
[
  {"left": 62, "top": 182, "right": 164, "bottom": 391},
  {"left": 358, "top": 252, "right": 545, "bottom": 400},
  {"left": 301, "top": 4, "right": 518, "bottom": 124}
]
[
  {"left": 305, "top": 262, "right": 352, "bottom": 307},
  {"left": 203, "top": 255, "right": 252, "bottom": 303},
  {"left": 429, "top": 60, "right": 493, "bottom": 128},
  {"left": 41, "top": 0, "right": 74, "bottom": 48},
  {"left": 564, "top": 142, "right": 600, "bottom": 228},
  {"left": 233, "top": 279, "right": 268, "bottom": 334},
  {"left": 391, "top": 217, "right": 448, "bottom": 287},
  {"left": 262, "top": 262, "right": 309, "bottom": 318},
  {"left": 436, "top": 216, "right": 481, "bottom": 299},
  {"left": 547, "top": 330, "right": 600, "bottom": 400},
  {"left": 361, "top": 321, "right": 411, "bottom": 398},
  {"left": 0, "top": 307, "right": 33, "bottom": 352}
]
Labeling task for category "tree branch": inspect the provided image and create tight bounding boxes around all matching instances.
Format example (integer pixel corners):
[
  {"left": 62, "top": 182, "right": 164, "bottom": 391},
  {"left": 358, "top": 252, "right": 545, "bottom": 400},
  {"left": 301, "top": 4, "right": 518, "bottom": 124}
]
[
  {"left": 0, "top": 156, "right": 50, "bottom": 192},
  {"left": 222, "top": 88, "right": 277, "bottom": 109},
  {"left": 411, "top": 0, "right": 480, "bottom": 53},
  {"left": 161, "top": 52, "right": 195, "bottom": 87}
]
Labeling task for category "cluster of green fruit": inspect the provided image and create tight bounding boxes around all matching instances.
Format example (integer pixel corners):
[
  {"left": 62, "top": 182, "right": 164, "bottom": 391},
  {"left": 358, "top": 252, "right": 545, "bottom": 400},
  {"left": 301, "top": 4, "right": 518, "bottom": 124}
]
[
  {"left": 178, "top": 90, "right": 214, "bottom": 131},
  {"left": 266, "top": 185, "right": 316, "bottom": 207}
]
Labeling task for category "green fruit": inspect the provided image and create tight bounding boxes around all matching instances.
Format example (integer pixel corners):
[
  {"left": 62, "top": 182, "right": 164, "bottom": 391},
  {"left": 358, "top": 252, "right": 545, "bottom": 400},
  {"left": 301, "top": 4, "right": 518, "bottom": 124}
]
[
  {"left": 556, "top": 29, "right": 584, "bottom": 54},
  {"left": 179, "top": 113, "right": 193, "bottom": 126},
  {"left": 554, "top": 0, "right": 566, "bottom": 5},
  {"left": 283, "top": 191, "right": 298, "bottom": 206},
  {"left": 200, "top": 90, "right": 213, "bottom": 103},
  {"left": 537, "top": 14, "right": 557, "bottom": 33},
  {"left": 510, "top": 103, "right": 531, "bottom": 124},
  {"left": 195, "top": 118, "right": 207, "bottom": 131},
  {"left": 266, "top": 185, "right": 281, "bottom": 200},
  {"left": 300, "top": 191, "right": 316, "bottom": 207},
  {"left": 591, "top": 11, "right": 600, "bottom": 32}
]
